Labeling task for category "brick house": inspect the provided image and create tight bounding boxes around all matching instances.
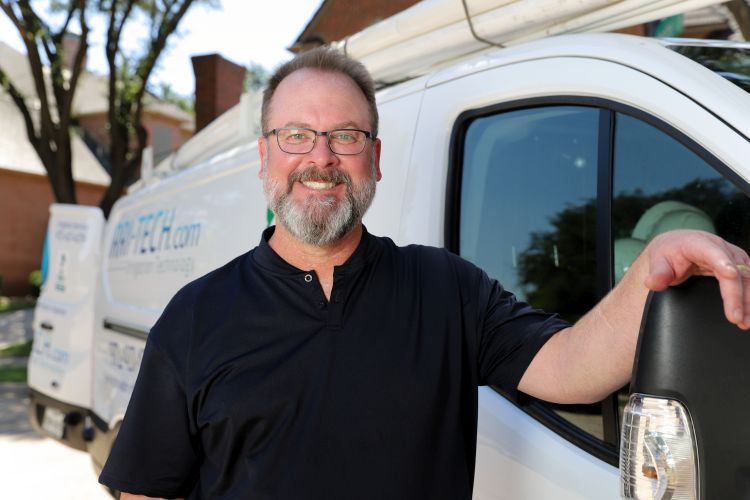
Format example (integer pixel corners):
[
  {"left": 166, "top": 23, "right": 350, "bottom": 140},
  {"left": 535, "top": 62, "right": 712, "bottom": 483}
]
[{"left": 0, "top": 41, "right": 194, "bottom": 296}]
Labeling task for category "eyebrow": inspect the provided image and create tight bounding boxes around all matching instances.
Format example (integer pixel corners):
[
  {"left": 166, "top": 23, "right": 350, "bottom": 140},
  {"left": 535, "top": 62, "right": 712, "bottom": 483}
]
[{"left": 282, "top": 120, "right": 362, "bottom": 130}]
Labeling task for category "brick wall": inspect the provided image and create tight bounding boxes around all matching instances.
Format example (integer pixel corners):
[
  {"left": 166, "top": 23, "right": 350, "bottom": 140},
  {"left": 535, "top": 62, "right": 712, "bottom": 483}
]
[
  {"left": 0, "top": 168, "right": 105, "bottom": 296},
  {"left": 192, "top": 54, "right": 247, "bottom": 132}
]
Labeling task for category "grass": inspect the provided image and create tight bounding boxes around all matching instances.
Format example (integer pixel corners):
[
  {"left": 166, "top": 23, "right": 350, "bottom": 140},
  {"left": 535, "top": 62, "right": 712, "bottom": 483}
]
[
  {"left": 0, "top": 340, "right": 33, "bottom": 358},
  {"left": 0, "top": 364, "right": 27, "bottom": 383},
  {"left": 0, "top": 297, "right": 34, "bottom": 383}
]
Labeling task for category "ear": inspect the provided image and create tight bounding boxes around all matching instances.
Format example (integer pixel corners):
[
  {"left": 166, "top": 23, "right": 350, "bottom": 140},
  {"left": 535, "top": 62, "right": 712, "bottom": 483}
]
[
  {"left": 258, "top": 136, "right": 268, "bottom": 179},
  {"left": 373, "top": 138, "right": 382, "bottom": 182}
]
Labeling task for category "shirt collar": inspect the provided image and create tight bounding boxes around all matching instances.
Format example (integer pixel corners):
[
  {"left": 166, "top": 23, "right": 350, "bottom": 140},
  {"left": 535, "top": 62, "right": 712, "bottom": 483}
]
[{"left": 252, "top": 225, "right": 375, "bottom": 277}]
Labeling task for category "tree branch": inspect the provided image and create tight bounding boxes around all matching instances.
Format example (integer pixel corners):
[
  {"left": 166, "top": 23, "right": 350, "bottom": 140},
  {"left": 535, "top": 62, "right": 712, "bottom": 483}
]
[
  {"left": 0, "top": 68, "right": 38, "bottom": 150},
  {"left": 56, "top": 0, "right": 77, "bottom": 38},
  {"left": 60, "top": 0, "right": 89, "bottom": 127},
  {"left": 16, "top": 0, "right": 56, "bottom": 138}
]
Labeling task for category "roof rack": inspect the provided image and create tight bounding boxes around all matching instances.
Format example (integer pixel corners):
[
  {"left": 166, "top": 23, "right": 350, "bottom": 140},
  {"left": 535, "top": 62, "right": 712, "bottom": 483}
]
[{"left": 332, "top": 0, "right": 727, "bottom": 85}]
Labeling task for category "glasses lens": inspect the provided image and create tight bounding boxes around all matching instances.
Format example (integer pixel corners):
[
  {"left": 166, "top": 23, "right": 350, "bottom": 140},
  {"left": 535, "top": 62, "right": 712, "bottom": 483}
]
[
  {"left": 329, "top": 129, "right": 367, "bottom": 155},
  {"left": 277, "top": 128, "right": 315, "bottom": 153}
]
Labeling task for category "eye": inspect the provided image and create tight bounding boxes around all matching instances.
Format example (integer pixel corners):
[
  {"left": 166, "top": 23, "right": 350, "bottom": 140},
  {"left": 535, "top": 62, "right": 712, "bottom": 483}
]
[
  {"left": 281, "top": 129, "right": 311, "bottom": 143},
  {"left": 330, "top": 130, "right": 359, "bottom": 144}
]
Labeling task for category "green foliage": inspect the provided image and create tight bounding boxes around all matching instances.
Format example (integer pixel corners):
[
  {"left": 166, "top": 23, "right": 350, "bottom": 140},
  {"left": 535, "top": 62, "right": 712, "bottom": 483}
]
[
  {"left": 0, "top": 0, "right": 212, "bottom": 215},
  {"left": 29, "top": 269, "right": 42, "bottom": 297},
  {"left": 245, "top": 61, "right": 269, "bottom": 92},
  {"left": 0, "top": 341, "right": 33, "bottom": 358},
  {"left": 29, "top": 270, "right": 42, "bottom": 288},
  {"left": 0, "top": 296, "right": 35, "bottom": 313},
  {"left": 154, "top": 82, "right": 194, "bottom": 114},
  {"left": 516, "top": 178, "right": 739, "bottom": 324},
  {"left": 0, "top": 365, "right": 27, "bottom": 383}
]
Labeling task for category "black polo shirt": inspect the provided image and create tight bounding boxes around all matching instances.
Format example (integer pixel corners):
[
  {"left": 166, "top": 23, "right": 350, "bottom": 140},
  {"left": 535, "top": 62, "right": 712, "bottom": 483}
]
[{"left": 99, "top": 227, "right": 568, "bottom": 499}]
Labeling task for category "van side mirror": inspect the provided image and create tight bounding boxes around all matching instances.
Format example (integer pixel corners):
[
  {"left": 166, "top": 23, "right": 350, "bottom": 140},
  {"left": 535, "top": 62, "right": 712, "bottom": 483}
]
[{"left": 621, "top": 277, "right": 750, "bottom": 499}]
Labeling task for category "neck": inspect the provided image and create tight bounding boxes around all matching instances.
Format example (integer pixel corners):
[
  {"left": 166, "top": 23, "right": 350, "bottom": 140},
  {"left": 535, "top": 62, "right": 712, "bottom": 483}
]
[{"left": 269, "top": 224, "right": 363, "bottom": 299}]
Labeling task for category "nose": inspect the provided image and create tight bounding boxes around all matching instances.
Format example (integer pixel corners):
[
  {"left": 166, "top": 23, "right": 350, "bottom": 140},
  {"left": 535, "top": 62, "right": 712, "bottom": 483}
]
[{"left": 306, "top": 134, "right": 339, "bottom": 167}]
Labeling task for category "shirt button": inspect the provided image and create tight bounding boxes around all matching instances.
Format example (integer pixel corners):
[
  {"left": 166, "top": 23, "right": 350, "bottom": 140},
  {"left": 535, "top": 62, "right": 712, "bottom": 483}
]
[{"left": 304, "top": 274, "right": 313, "bottom": 283}]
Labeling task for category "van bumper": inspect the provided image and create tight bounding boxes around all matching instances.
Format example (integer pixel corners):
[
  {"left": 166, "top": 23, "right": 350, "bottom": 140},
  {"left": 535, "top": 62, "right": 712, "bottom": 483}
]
[{"left": 28, "top": 389, "right": 93, "bottom": 452}]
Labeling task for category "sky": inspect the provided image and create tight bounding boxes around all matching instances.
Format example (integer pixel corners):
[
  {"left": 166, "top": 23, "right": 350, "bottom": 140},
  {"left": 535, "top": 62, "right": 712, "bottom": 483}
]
[{"left": 0, "top": 0, "right": 324, "bottom": 96}]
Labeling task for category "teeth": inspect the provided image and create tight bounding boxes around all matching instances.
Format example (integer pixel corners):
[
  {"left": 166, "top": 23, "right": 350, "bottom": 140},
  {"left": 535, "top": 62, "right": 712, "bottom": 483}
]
[{"left": 302, "top": 181, "right": 335, "bottom": 190}]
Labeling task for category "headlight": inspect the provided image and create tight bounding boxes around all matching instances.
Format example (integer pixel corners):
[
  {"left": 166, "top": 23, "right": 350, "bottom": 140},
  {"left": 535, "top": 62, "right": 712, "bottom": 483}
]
[{"left": 620, "top": 394, "right": 698, "bottom": 499}]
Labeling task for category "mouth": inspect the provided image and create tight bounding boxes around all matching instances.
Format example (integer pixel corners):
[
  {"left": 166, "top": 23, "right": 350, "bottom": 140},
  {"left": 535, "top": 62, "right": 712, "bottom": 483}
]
[{"left": 301, "top": 180, "right": 338, "bottom": 190}]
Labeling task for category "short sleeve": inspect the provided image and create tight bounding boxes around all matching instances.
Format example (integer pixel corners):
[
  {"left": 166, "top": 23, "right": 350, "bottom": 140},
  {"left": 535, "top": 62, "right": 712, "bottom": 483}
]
[
  {"left": 475, "top": 270, "right": 570, "bottom": 395},
  {"left": 99, "top": 319, "right": 199, "bottom": 497}
]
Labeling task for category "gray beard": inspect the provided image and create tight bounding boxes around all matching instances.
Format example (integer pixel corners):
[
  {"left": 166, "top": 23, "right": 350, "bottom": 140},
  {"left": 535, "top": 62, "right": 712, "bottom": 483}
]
[{"left": 263, "top": 161, "right": 377, "bottom": 247}]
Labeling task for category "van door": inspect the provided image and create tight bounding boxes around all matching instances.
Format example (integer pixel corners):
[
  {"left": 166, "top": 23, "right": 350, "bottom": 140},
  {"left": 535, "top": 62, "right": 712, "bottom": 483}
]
[
  {"left": 405, "top": 54, "right": 750, "bottom": 498},
  {"left": 28, "top": 204, "right": 104, "bottom": 442}
]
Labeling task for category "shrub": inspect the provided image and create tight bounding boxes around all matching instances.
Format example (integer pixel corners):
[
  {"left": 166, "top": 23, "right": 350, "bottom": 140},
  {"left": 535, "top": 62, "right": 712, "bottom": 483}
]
[{"left": 29, "top": 270, "right": 41, "bottom": 298}]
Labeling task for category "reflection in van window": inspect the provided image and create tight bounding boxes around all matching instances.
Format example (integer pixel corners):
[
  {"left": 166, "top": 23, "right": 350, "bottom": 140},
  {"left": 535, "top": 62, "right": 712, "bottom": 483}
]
[
  {"left": 459, "top": 105, "right": 603, "bottom": 439},
  {"left": 460, "top": 106, "right": 599, "bottom": 324},
  {"left": 612, "top": 113, "right": 750, "bottom": 283}
]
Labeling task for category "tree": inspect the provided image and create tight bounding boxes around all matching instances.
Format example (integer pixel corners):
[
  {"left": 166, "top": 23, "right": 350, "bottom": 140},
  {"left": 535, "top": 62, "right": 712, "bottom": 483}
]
[
  {"left": 0, "top": 0, "right": 88, "bottom": 205},
  {"left": 155, "top": 81, "right": 194, "bottom": 114},
  {"left": 244, "top": 61, "right": 269, "bottom": 92},
  {"left": 0, "top": 0, "right": 203, "bottom": 217}
]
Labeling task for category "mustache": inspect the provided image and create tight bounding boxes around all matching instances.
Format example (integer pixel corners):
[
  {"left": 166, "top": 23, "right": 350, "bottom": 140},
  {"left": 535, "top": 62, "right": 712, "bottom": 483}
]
[{"left": 287, "top": 167, "right": 353, "bottom": 191}]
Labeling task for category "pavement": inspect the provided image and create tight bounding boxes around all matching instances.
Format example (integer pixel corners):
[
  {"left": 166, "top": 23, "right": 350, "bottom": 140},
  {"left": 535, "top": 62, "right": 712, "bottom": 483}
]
[
  {"left": 0, "top": 308, "right": 34, "bottom": 349},
  {"left": 0, "top": 309, "right": 112, "bottom": 499}
]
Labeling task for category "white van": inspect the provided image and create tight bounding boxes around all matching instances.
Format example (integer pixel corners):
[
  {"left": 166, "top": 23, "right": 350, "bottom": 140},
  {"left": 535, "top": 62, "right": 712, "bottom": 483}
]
[
  {"left": 29, "top": 23, "right": 750, "bottom": 500},
  {"left": 28, "top": 204, "right": 103, "bottom": 450}
]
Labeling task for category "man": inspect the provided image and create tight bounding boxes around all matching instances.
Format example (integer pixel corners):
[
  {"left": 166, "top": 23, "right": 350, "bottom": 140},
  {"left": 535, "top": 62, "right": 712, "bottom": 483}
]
[{"left": 100, "top": 47, "right": 750, "bottom": 499}]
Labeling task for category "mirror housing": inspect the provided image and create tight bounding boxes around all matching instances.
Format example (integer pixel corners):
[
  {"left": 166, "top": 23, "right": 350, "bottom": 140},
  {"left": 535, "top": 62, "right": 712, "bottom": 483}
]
[{"left": 628, "top": 276, "right": 750, "bottom": 498}]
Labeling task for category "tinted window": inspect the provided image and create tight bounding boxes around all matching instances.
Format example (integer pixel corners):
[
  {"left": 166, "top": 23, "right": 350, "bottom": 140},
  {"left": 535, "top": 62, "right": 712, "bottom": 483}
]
[
  {"left": 612, "top": 113, "right": 750, "bottom": 282},
  {"left": 460, "top": 106, "right": 599, "bottom": 322},
  {"left": 459, "top": 105, "right": 603, "bottom": 438},
  {"left": 458, "top": 104, "right": 750, "bottom": 448},
  {"left": 612, "top": 112, "right": 750, "bottom": 423}
]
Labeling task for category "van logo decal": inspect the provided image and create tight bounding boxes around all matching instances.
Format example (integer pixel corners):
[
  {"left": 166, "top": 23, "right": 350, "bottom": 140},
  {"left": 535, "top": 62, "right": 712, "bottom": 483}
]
[{"left": 109, "top": 208, "right": 202, "bottom": 258}]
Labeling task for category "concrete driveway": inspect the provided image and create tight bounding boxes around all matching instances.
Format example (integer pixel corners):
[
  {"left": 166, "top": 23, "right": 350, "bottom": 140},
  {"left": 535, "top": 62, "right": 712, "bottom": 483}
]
[{"left": 0, "top": 382, "right": 112, "bottom": 500}]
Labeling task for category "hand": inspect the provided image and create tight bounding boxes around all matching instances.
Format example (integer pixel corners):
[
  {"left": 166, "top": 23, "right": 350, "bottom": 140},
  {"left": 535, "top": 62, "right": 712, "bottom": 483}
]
[{"left": 643, "top": 230, "right": 750, "bottom": 329}]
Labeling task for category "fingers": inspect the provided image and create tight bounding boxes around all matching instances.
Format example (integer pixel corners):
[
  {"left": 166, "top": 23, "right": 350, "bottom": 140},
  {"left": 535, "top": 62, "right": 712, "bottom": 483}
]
[
  {"left": 645, "top": 232, "right": 750, "bottom": 329},
  {"left": 712, "top": 243, "right": 750, "bottom": 329},
  {"left": 643, "top": 253, "right": 676, "bottom": 291}
]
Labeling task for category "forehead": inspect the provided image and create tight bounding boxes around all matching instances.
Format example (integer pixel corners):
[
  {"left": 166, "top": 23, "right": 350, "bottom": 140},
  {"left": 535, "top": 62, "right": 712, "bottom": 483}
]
[{"left": 268, "top": 68, "right": 371, "bottom": 128}]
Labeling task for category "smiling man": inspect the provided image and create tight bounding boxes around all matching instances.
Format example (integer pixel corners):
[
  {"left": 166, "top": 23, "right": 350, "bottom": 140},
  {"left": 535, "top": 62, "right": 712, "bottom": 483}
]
[{"left": 100, "top": 47, "right": 750, "bottom": 500}]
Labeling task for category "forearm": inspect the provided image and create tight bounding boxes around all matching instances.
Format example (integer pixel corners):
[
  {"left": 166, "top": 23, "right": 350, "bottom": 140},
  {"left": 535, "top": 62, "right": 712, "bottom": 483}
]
[
  {"left": 519, "top": 253, "right": 650, "bottom": 404},
  {"left": 518, "top": 229, "right": 750, "bottom": 405}
]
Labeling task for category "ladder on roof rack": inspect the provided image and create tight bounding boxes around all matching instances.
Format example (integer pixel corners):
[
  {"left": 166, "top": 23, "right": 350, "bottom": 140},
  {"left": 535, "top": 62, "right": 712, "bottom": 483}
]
[{"left": 332, "top": 0, "right": 729, "bottom": 85}]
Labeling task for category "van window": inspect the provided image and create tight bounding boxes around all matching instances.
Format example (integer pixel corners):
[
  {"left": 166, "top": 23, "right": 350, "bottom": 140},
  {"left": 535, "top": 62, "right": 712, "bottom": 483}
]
[
  {"left": 457, "top": 102, "right": 750, "bottom": 452},
  {"left": 612, "top": 113, "right": 750, "bottom": 280},
  {"left": 612, "top": 111, "right": 750, "bottom": 423},
  {"left": 459, "top": 105, "right": 603, "bottom": 438}
]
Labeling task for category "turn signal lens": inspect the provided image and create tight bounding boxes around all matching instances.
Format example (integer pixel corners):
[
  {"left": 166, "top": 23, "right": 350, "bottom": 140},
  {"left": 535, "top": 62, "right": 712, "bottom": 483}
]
[{"left": 620, "top": 394, "right": 698, "bottom": 499}]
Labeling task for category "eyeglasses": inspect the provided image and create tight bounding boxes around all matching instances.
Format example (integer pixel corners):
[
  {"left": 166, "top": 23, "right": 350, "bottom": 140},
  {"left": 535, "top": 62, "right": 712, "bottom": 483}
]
[{"left": 266, "top": 127, "right": 374, "bottom": 155}]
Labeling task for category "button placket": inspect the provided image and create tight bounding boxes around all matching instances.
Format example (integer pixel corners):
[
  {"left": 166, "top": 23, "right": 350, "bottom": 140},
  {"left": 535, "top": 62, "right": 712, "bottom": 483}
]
[
  {"left": 299, "top": 272, "right": 328, "bottom": 312},
  {"left": 326, "top": 271, "right": 347, "bottom": 327}
]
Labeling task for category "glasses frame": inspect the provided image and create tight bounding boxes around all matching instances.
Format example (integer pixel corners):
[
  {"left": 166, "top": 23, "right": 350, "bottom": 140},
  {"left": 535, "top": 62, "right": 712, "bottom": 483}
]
[{"left": 266, "top": 127, "right": 374, "bottom": 156}]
